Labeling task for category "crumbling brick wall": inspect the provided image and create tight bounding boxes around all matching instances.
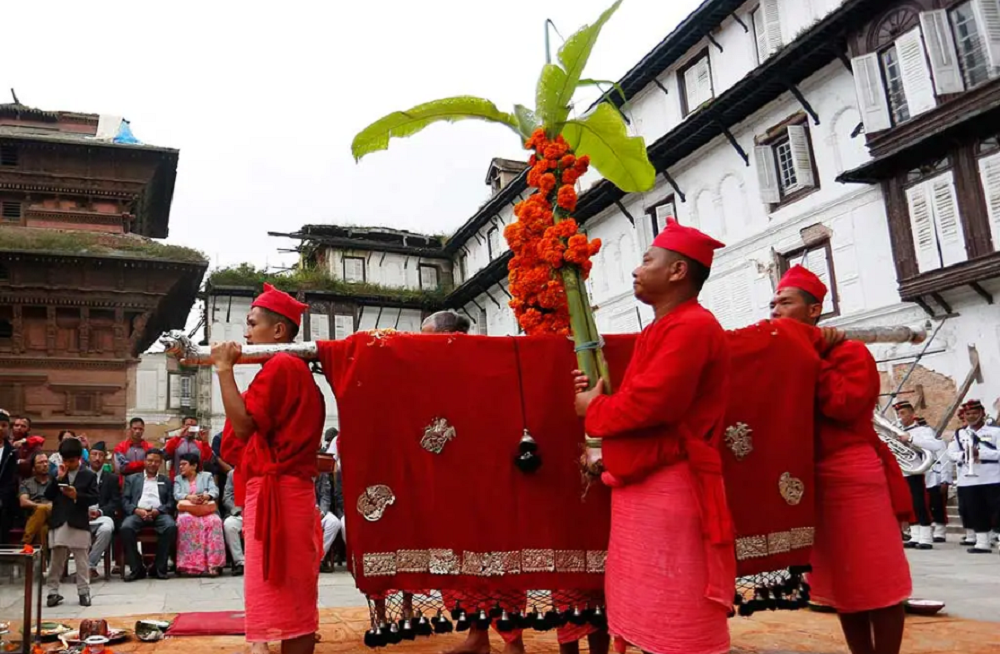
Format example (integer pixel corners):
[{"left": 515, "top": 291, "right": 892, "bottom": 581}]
[{"left": 879, "top": 364, "right": 963, "bottom": 436}]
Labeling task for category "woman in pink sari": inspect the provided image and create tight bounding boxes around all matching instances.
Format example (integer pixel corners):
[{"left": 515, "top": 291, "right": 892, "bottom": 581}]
[{"left": 173, "top": 452, "right": 227, "bottom": 576}]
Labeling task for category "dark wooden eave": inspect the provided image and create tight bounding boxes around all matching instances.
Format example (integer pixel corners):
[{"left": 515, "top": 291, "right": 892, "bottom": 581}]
[
  {"left": 0, "top": 132, "right": 179, "bottom": 239},
  {"left": 204, "top": 284, "right": 444, "bottom": 311},
  {"left": 838, "top": 78, "right": 1000, "bottom": 184},
  {"left": 898, "top": 253, "right": 1000, "bottom": 303},
  {"left": 270, "top": 232, "right": 451, "bottom": 260}
]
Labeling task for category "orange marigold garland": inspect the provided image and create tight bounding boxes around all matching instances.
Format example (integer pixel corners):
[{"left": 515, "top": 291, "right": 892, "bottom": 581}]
[{"left": 505, "top": 130, "right": 602, "bottom": 336}]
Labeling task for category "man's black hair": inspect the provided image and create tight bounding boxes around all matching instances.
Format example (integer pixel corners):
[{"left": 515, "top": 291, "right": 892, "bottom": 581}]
[
  {"left": 259, "top": 307, "right": 300, "bottom": 341},
  {"left": 182, "top": 415, "right": 198, "bottom": 424},
  {"left": 13, "top": 415, "right": 31, "bottom": 427},
  {"left": 146, "top": 448, "right": 165, "bottom": 460},
  {"left": 674, "top": 253, "right": 711, "bottom": 291},
  {"left": 796, "top": 288, "right": 821, "bottom": 305},
  {"left": 59, "top": 437, "right": 84, "bottom": 459},
  {"left": 129, "top": 417, "right": 145, "bottom": 427}
]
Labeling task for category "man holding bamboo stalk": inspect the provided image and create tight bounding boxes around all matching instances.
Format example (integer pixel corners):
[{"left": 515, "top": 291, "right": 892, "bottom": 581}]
[{"left": 572, "top": 218, "right": 735, "bottom": 654}]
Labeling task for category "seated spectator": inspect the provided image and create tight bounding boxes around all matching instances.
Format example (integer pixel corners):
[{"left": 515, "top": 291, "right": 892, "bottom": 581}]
[
  {"left": 173, "top": 452, "right": 225, "bottom": 576},
  {"left": 45, "top": 437, "right": 98, "bottom": 607},
  {"left": 11, "top": 416, "right": 45, "bottom": 479},
  {"left": 222, "top": 469, "right": 244, "bottom": 576},
  {"left": 120, "top": 449, "right": 176, "bottom": 581},
  {"left": 48, "top": 431, "right": 90, "bottom": 477},
  {"left": 315, "top": 472, "right": 342, "bottom": 571},
  {"left": 1, "top": 411, "right": 18, "bottom": 544},
  {"left": 164, "top": 417, "right": 214, "bottom": 481},
  {"left": 87, "top": 442, "right": 121, "bottom": 579},
  {"left": 114, "top": 417, "right": 152, "bottom": 476},
  {"left": 18, "top": 453, "right": 52, "bottom": 545}
]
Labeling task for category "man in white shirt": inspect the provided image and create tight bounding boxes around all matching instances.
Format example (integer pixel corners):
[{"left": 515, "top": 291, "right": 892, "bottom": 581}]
[
  {"left": 222, "top": 469, "right": 245, "bottom": 576},
  {"left": 894, "top": 401, "right": 945, "bottom": 549},
  {"left": 948, "top": 399, "right": 1000, "bottom": 554},
  {"left": 120, "top": 449, "right": 177, "bottom": 580}
]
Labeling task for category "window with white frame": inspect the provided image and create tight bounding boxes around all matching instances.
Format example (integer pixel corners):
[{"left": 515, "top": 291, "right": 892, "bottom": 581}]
[
  {"left": 754, "top": 119, "right": 818, "bottom": 206},
  {"left": 780, "top": 241, "right": 839, "bottom": 319},
  {"left": 679, "top": 50, "right": 714, "bottom": 116},
  {"left": 947, "top": 4, "right": 993, "bottom": 89},
  {"left": 904, "top": 160, "right": 968, "bottom": 273},
  {"left": 854, "top": 5, "right": 1000, "bottom": 134},
  {"left": 458, "top": 253, "right": 468, "bottom": 283},
  {"left": 752, "top": 0, "right": 782, "bottom": 65},
  {"left": 333, "top": 314, "right": 355, "bottom": 340},
  {"left": 168, "top": 373, "right": 195, "bottom": 410},
  {"left": 646, "top": 196, "right": 676, "bottom": 236},
  {"left": 343, "top": 256, "right": 366, "bottom": 283},
  {"left": 419, "top": 264, "right": 439, "bottom": 290},
  {"left": 852, "top": 27, "right": 936, "bottom": 132},
  {"left": 977, "top": 136, "right": 1000, "bottom": 252},
  {"left": 487, "top": 226, "right": 501, "bottom": 261}
]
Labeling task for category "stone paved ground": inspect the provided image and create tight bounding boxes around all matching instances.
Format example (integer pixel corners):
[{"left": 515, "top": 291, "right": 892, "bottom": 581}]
[{"left": 2, "top": 535, "right": 997, "bottom": 653}]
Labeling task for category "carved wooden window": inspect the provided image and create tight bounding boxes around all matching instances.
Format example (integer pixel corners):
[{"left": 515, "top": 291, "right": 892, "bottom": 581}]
[
  {"left": 0, "top": 144, "right": 18, "bottom": 167},
  {"left": 0, "top": 263, "right": 7, "bottom": 281},
  {"left": 679, "top": 49, "right": 714, "bottom": 116},
  {"left": 904, "top": 161, "right": 968, "bottom": 272},
  {"left": 418, "top": 264, "right": 439, "bottom": 290},
  {"left": 752, "top": 1, "right": 782, "bottom": 64},
  {"left": 779, "top": 240, "right": 840, "bottom": 319},
  {"left": 646, "top": 195, "right": 676, "bottom": 237},
  {"left": 1, "top": 201, "right": 22, "bottom": 223},
  {"left": 68, "top": 392, "right": 99, "bottom": 416},
  {"left": 755, "top": 117, "right": 819, "bottom": 208},
  {"left": 457, "top": 253, "right": 468, "bottom": 283},
  {"left": 342, "top": 256, "right": 366, "bottom": 283},
  {"left": 978, "top": 136, "right": 1000, "bottom": 252},
  {"left": 0, "top": 319, "right": 11, "bottom": 340},
  {"left": 853, "top": 11, "right": 937, "bottom": 133},
  {"left": 948, "top": 3, "right": 993, "bottom": 88}
]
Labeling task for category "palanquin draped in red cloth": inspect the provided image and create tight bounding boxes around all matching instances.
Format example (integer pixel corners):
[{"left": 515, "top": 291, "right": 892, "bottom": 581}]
[{"left": 317, "top": 319, "right": 822, "bottom": 631}]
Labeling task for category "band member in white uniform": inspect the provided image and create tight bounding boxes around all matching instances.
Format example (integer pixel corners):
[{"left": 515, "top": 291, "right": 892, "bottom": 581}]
[
  {"left": 894, "top": 401, "right": 944, "bottom": 549},
  {"left": 917, "top": 417, "right": 952, "bottom": 543},
  {"left": 947, "top": 399, "right": 1000, "bottom": 554}
]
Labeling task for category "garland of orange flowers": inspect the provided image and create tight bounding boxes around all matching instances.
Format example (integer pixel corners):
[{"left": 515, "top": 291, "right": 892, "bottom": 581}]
[{"left": 504, "top": 129, "right": 602, "bottom": 335}]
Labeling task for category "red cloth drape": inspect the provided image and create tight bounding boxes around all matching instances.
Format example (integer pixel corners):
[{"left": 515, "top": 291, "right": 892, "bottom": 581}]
[
  {"left": 319, "top": 332, "right": 632, "bottom": 595},
  {"left": 723, "top": 319, "right": 822, "bottom": 577},
  {"left": 318, "top": 323, "right": 826, "bottom": 597}
]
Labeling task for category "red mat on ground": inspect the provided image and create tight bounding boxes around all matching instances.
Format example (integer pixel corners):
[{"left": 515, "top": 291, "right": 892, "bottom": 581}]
[{"left": 166, "top": 611, "right": 246, "bottom": 636}]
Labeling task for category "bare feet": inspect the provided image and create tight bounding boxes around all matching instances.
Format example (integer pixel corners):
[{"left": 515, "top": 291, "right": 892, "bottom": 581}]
[
  {"left": 248, "top": 642, "right": 269, "bottom": 654},
  {"left": 442, "top": 627, "right": 491, "bottom": 654},
  {"left": 501, "top": 635, "right": 526, "bottom": 654}
]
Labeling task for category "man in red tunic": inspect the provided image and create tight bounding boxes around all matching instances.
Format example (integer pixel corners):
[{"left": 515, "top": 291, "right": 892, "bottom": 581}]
[
  {"left": 212, "top": 284, "right": 326, "bottom": 654},
  {"left": 770, "top": 265, "right": 911, "bottom": 654},
  {"left": 573, "top": 218, "right": 735, "bottom": 654}
]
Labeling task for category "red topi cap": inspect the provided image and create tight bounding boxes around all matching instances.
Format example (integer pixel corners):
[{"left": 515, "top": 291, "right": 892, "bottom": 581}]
[
  {"left": 651, "top": 218, "right": 725, "bottom": 268},
  {"left": 251, "top": 283, "right": 308, "bottom": 327},
  {"left": 777, "top": 264, "right": 827, "bottom": 304}
]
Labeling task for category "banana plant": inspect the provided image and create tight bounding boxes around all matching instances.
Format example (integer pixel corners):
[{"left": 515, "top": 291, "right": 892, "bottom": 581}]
[{"left": 351, "top": 0, "right": 655, "bottom": 194}]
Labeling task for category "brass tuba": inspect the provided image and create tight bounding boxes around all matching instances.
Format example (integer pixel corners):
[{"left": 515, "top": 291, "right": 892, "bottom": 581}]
[{"left": 871, "top": 412, "right": 935, "bottom": 475}]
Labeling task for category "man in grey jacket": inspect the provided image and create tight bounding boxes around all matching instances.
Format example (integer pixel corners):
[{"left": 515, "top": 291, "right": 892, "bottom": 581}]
[{"left": 222, "top": 469, "right": 244, "bottom": 575}]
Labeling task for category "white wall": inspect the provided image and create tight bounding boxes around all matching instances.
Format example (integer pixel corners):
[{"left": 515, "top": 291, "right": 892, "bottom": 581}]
[
  {"left": 324, "top": 248, "right": 451, "bottom": 291},
  {"left": 447, "top": 1, "right": 1000, "bottom": 411}
]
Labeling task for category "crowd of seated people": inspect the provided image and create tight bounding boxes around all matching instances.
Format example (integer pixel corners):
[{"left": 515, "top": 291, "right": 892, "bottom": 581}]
[{"left": 0, "top": 411, "right": 345, "bottom": 604}]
